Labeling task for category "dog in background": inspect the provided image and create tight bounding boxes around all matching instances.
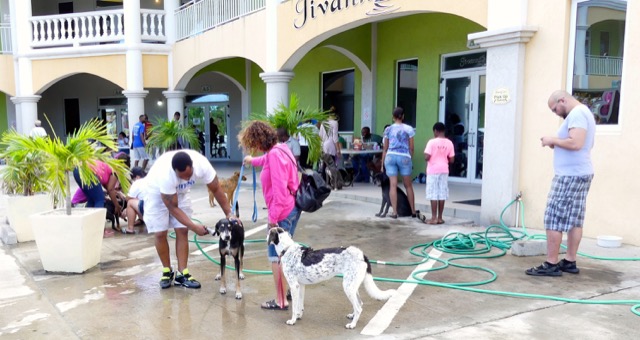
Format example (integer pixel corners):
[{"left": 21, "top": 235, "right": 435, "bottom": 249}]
[
  {"left": 105, "top": 196, "right": 127, "bottom": 231},
  {"left": 209, "top": 171, "right": 247, "bottom": 214},
  {"left": 211, "top": 218, "right": 245, "bottom": 299},
  {"left": 268, "top": 227, "right": 395, "bottom": 329},
  {"left": 366, "top": 156, "right": 383, "bottom": 185},
  {"left": 374, "top": 172, "right": 412, "bottom": 218}
]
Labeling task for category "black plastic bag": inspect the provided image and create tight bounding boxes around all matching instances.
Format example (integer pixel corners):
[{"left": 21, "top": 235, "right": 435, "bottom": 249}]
[{"left": 296, "top": 170, "right": 331, "bottom": 212}]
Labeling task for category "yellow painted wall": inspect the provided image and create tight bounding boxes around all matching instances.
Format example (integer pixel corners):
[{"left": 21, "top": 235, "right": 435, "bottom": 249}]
[
  {"left": 520, "top": 0, "right": 640, "bottom": 245},
  {"left": 171, "top": 11, "right": 267, "bottom": 89},
  {"left": 0, "top": 55, "right": 15, "bottom": 96},
  {"left": 276, "top": 0, "right": 488, "bottom": 69},
  {"left": 32, "top": 55, "right": 127, "bottom": 93},
  {"left": 142, "top": 54, "right": 168, "bottom": 88}
]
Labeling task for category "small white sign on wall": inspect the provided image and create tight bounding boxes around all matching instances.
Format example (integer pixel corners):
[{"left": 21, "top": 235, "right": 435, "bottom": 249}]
[{"left": 492, "top": 88, "right": 510, "bottom": 105}]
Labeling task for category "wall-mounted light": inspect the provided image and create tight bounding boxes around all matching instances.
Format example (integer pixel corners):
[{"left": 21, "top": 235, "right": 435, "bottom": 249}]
[{"left": 157, "top": 99, "right": 164, "bottom": 107}]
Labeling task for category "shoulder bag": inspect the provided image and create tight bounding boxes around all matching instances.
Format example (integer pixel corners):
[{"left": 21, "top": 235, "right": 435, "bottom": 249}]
[{"left": 276, "top": 147, "right": 331, "bottom": 213}]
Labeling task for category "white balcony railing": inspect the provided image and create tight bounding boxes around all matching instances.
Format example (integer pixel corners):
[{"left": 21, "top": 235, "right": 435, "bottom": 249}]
[
  {"left": 586, "top": 55, "right": 623, "bottom": 77},
  {"left": 29, "top": 9, "right": 165, "bottom": 48},
  {"left": 1, "top": 23, "right": 12, "bottom": 54},
  {"left": 140, "top": 9, "right": 166, "bottom": 43},
  {"left": 176, "top": 0, "right": 265, "bottom": 41}
]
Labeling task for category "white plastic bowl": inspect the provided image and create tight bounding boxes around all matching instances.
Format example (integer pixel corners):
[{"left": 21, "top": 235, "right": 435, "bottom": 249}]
[{"left": 597, "top": 235, "right": 622, "bottom": 248}]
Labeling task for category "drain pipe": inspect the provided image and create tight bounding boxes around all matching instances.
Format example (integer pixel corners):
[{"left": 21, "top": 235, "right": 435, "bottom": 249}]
[{"left": 514, "top": 192, "right": 522, "bottom": 229}]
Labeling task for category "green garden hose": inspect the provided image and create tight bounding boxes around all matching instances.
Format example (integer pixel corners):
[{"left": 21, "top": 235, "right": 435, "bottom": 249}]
[{"left": 181, "top": 199, "right": 640, "bottom": 317}]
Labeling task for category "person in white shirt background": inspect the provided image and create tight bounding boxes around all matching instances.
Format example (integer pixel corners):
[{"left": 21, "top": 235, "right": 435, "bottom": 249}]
[{"left": 30, "top": 120, "right": 47, "bottom": 138}]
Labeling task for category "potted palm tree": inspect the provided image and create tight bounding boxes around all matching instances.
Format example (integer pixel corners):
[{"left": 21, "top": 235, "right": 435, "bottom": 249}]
[
  {"left": 24, "top": 118, "right": 130, "bottom": 273},
  {"left": 146, "top": 118, "right": 200, "bottom": 155},
  {"left": 0, "top": 133, "right": 52, "bottom": 242},
  {"left": 249, "top": 93, "right": 333, "bottom": 165}
]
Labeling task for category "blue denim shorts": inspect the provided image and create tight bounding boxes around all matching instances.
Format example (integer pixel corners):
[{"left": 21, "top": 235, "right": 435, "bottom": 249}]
[
  {"left": 267, "top": 205, "right": 302, "bottom": 262},
  {"left": 384, "top": 154, "right": 413, "bottom": 177}
]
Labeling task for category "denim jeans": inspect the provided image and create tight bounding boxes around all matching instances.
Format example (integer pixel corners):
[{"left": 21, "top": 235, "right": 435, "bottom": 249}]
[{"left": 267, "top": 205, "right": 302, "bottom": 262}]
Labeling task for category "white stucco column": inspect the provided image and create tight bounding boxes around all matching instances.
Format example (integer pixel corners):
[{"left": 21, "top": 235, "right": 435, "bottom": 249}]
[
  {"left": 123, "top": 0, "right": 146, "bottom": 162},
  {"left": 259, "top": 71, "right": 295, "bottom": 115},
  {"left": 123, "top": 90, "right": 148, "bottom": 163},
  {"left": 10, "top": 95, "right": 41, "bottom": 134},
  {"left": 163, "top": 0, "right": 179, "bottom": 44},
  {"left": 124, "top": 0, "right": 144, "bottom": 91},
  {"left": 163, "top": 90, "right": 187, "bottom": 120},
  {"left": 9, "top": 0, "right": 37, "bottom": 135},
  {"left": 468, "top": 26, "right": 537, "bottom": 226}
]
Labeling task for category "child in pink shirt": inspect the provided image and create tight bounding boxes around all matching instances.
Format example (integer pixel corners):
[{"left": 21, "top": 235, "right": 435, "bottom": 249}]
[{"left": 424, "top": 122, "right": 455, "bottom": 224}]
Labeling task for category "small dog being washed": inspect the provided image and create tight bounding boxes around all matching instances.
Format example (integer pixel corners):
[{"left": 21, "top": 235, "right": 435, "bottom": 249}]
[
  {"left": 210, "top": 218, "right": 245, "bottom": 299},
  {"left": 268, "top": 227, "right": 395, "bottom": 329}
]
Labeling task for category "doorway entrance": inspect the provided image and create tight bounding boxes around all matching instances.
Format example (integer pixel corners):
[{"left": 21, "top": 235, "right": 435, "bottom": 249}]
[
  {"left": 99, "top": 97, "right": 129, "bottom": 137},
  {"left": 185, "top": 94, "right": 230, "bottom": 161},
  {"left": 439, "top": 51, "right": 486, "bottom": 184}
]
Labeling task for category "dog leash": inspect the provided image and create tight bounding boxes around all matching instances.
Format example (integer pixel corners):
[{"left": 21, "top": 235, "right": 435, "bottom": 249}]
[{"left": 233, "top": 164, "right": 258, "bottom": 222}]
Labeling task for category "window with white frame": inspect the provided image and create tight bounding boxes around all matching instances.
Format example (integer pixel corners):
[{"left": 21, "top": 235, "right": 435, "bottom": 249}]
[{"left": 570, "top": 0, "right": 626, "bottom": 125}]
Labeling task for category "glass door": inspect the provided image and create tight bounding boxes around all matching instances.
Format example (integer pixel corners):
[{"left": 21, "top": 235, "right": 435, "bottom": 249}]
[
  {"left": 439, "top": 71, "right": 485, "bottom": 183},
  {"left": 99, "top": 106, "right": 129, "bottom": 137},
  {"left": 186, "top": 106, "right": 206, "bottom": 156},
  {"left": 186, "top": 103, "right": 230, "bottom": 161}
]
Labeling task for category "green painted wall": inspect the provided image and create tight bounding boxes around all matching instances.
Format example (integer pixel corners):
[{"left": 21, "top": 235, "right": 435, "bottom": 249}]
[
  {"left": 291, "top": 47, "right": 362, "bottom": 116},
  {"left": 246, "top": 13, "right": 484, "bottom": 176},
  {"left": 250, "top": 62, "right": 266, "bottom": 115},
  {"left": 0, "top": 94, "right": 8, "bottom": 133},
  {"left": 376, "top": 13, "right": 484, "bottom": 175},
  {"left": 195, "top": 58, "right": 266, "bottom": 117},
  {"left": 196, "top": 58, "right": 247, "bottom": 88},
  {"left": 590, "top": 20, "right": 625, "bottom": 57},
  {"left": 322, "top": 24, "right": 372, "bottom": 68}
]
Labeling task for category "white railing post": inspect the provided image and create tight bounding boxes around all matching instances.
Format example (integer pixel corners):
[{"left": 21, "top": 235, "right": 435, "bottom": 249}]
[{"left": 174, "top": 0, "right": 266, "bottom": 41}]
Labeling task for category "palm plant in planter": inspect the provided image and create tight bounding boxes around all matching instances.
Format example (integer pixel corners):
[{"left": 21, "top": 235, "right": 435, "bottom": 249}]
[
  {"left": 22, "top": 118, "right": 131, "bottom": 273},
  {"left": 249, "top": 93, "right": 333, "bottom": 165},
  {"left": 146, "top": 118, "right": 200, "bottom": 155},
  {"left": 0, "top": 132, "right": 52, "bottom": 242}
]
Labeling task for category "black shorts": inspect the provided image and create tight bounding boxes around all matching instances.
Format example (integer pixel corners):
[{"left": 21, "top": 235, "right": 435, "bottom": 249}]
[{"left": 138, "top": 200, "right": 144, "bottom": 217}]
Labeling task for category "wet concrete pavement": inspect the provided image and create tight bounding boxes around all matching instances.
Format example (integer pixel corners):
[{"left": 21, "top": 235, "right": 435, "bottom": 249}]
[{"left": 1, "top": 164, "right": 640, "bottom": 339}]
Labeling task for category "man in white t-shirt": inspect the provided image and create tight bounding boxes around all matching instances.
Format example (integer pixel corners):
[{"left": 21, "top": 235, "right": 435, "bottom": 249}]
[
  {"left": 30, "top": 120, "right": 47, "bottom": 138},
  {"left": 122, "top": 167, "right": 147, "bottom": 234},
  {"left": 526, "top": 90, "right": 595, "bottom": 277},
  {"left": 277, "top": 127, "right": 301, "bottom": 163},
  {"left": 145, "top": 150, "right": 240, "bottom": 289}
]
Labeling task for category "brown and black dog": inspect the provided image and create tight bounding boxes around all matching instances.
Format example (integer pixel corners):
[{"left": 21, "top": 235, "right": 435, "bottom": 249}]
[
  {"left": 209, "top": 171, "right": 247, "bottom": 214},
  {"left": 212, "top": 218, "right": 245, "bottom": 299}
]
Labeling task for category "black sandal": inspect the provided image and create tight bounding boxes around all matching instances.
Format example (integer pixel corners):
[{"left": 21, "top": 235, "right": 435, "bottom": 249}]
[
  {"left": 261, "top": 299, "right": 288, "bottom": 310},
  {"left": 389, "top": 214, "right": 398, "bottom": 219}
]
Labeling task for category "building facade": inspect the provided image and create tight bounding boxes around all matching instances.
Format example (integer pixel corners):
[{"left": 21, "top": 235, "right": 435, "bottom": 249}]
[{"left": 0, "top": 0, "right": 637, "bottom": 245}]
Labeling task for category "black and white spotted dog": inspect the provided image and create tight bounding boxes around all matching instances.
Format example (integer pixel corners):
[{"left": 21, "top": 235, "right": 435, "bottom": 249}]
[
  {"left": 210, "top": 218, "right": 245, "bottom": 299},
  {"left": 267, "top": 227, "right": 395, "bottom": 329}
]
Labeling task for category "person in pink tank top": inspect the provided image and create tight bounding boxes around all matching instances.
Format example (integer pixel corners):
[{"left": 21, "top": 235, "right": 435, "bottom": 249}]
[{"left": 424, "top": 122, "right": 455, "bottom": 224}]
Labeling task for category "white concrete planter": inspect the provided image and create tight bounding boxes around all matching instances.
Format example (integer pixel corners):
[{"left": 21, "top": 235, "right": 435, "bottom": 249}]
[
  {"left": 30, "top": 208, "right": 107, "bottom": 273},
  {"left": 6, "top": 194, "right": 52, "bottom": 242}
]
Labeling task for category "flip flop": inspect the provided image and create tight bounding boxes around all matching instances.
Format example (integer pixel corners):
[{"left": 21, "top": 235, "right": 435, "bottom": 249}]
[
  {"left": 437, "top": 220, "right": 445, "bottom": 224},
  {"left": 261, "top": 299, "right": 288, "bottom": 310},
  {"left": 122, "top": 229, "right": 137, "bottom": 235}
]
